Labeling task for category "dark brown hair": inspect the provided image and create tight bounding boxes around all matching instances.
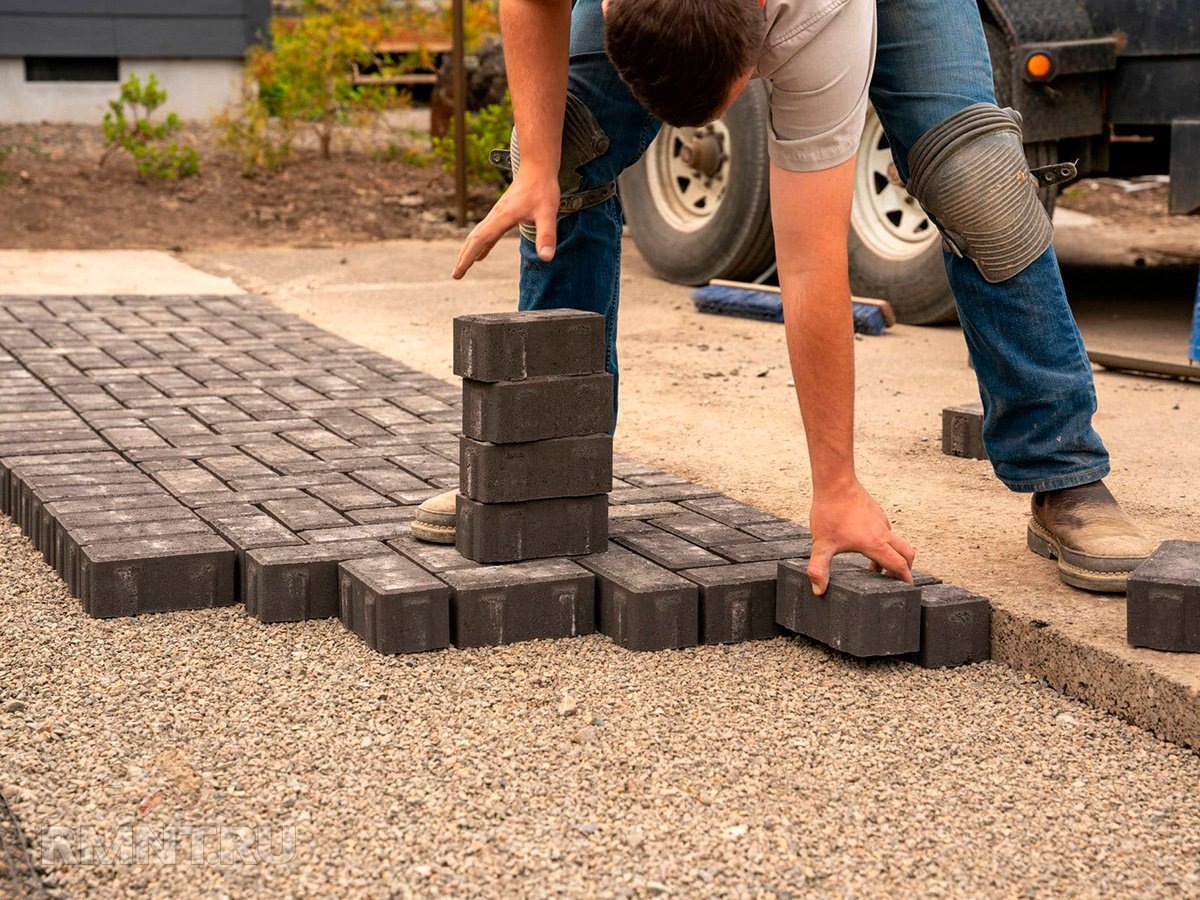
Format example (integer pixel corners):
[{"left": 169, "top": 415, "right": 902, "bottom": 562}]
[{"left": 604, "top": 0, "right": 764, "bottom": 126}]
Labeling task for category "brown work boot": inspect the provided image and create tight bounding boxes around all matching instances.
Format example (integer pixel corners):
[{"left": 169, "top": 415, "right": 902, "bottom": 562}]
[
  {"left": 411, "top": 488, "right": 457, "bottom": 544},
  {"left": 1027, "top": 480, "right": 1155, "bottom": 593}
]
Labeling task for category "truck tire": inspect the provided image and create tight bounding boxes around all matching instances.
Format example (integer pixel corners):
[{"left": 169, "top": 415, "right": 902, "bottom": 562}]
[
  {"left": 619, "top": 79, "right": 774, "bottom": 286},
  {"left": 847, "top": 106, "right": 953, "bottom": 324}
]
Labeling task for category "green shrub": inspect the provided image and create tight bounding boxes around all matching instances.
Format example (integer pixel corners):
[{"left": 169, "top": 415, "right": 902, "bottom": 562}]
[
  {"left": 220, "top": 0, "right": 404, "bottom": 169},
  {"left": 100, "top": 74, "right": 199, "bottom": 180},
  {"left": 432, "top": 91, "right": 513, "bottom": 195}
]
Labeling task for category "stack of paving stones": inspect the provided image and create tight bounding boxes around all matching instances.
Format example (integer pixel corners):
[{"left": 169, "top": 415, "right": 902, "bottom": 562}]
[
  {"left": 1127, "top": 541, "right": 1200, "bottom": 653},
  {"left": 0, "top": 294, "right": 993, "bottom": 666},
  {"left": 453, "top": 310, "right": 613, "bottom": 563}
]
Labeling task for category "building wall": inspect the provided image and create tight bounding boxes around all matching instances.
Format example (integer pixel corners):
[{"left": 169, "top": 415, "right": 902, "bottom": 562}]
[
  {"left": 0, "top": 1, "right": 271, "bottom": 58},
  {"left": 0, "top": 58, "right": 244, "bottom": 123}
]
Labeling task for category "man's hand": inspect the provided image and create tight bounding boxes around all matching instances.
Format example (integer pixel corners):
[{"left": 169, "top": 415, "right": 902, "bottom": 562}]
[
  {"left": 807, "top": 479, "right": 916, "bottom": 595},
  {"left": 452, "top": 173, "right": 561, "bottom": 279}
]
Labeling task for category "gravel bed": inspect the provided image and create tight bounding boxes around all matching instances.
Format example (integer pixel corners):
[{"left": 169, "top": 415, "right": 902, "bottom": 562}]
[{"left": 2, "top": 517, "right": 1199, "bottom": 898}]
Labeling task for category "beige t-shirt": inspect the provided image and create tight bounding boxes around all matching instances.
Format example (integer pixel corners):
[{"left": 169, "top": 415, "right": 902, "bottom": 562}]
[{"left": 756, "top": 0, "right": 877, "bottom": 172}]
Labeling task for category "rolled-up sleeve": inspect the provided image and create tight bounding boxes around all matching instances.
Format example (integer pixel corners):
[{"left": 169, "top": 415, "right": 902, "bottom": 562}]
[{"left": 759, "top": 0, "right": 877, "bottom": 172}]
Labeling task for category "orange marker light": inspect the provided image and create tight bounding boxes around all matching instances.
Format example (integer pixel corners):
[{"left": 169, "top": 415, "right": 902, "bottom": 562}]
[{"left": 1026, "top": 52, "right": 1053, "bottom": 79}]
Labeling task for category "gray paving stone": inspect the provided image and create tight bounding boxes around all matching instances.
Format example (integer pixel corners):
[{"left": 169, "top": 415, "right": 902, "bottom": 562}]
[
  {"left": 208, "top": 513, "right": 303, "bottom": 552},
  {"left": 681, "top": 561, "right": 783, "bottom": 645},
  {"left": 441, "top": 558, "right": 595, "bottom": 648},
  {"left": 614, "top": 527, "right": 726, "bottom": 570},
  {"left": 648, "top": 512, "right": 760, "bottom": 548},
  {"left": 461, "top": 374, "right": 613, "bottom": 444},
  {"left": 244, "top": 540, "right": 387, "bottom": 623},
  {"left": 456, "top": 493, "right": 608, "bottom": 563},
  {"left": 739, "top": 518, "right": 813, "bottom": 541},
  {"left": 339, "top": 554, "right": 451, "bottom": 654},
  {"left": 388, "top": 534, "right": 481, "bottom": 574},
  {"left": 347, "top": 506, "right": 417, "bottom": 525},
  {"left": 606, "top": 501, "right": 687, "bottom": 520},
  {"left": 713, "top": 537, "right": 814, "bottom": 563},
  {"left": 453, "top": 310, "right": 605, "bottom": 382},
  {"left": 679, "top": 495, "right": 779, "bottom": 527},
  {"left": 459, "top": 434, "right": 612, "bottom": 503},
  {"left": 308, "top": 482, "right": 391, "bottom": 511},
  {"left": 578, "top": 543, "right": 698, "bottom": 651},
  {"left": 301, "top": 522, "right": 415, "bottom": 544},
  {"left": 606, "top": 482, "right": 719, "bottom": 504},
  {"left": 347, "top": 467, "right": 428, "bottom": 495},
  {"left": 776, "top": 560, "right": 921, "bottom": 658},
  {"left": 942, "top": 402, "right": 987, "bottom": 460},
  {"left": 904, "top": 584, "right": 992, "bottom": 669},
  {"left": 262, "top": 496, "right": 350, "bottom": 531},
  {"left": 829, "top": 552, "right": 943, "bottom": 587},
  {"left": 78, "top": 533, "right": 236, "bottom": 618},
  {"left": 1127, "top": 541, "right": 1200, "bottom": 652}
]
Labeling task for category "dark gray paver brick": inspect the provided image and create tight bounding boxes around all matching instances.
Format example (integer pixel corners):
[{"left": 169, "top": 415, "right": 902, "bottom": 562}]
[
  {"left": 713, "top": 537, "right": 814, "bottom": 563},
  {"left": 942, "top": 402, "right": 987, "bottom": 460},
  {"left": 78, "top": 534, "right": 236, "bottom": 618},
  {"left": 456, "top": 493, "right": 608, "bottom": 563},
  {"left": 208, "top": 513, "right": 303, "bottom": 552},
  {"left": 776, "top": 560, "right": 921, "bottom": 658},
  {"left": 307, "top": 482, "right": 390, "bottom": 511},
  {"left": 262, "top": 496, "right": 350, "bottom": 531},
  {"left": 679, "top": 495, "right": 779, "bottom": 527},
  {"left": 441, "top": 558, "right": 595, "bottom": 648},
  {"left": 1127, "top": 541, "right": 1200, "bottom": 652},
  {"left": 578, "top": 543, "right": 698, "bottom": 651},
  {"left": 614, "top": 527, "right": 726, "bottom": 570},
  {"left": 461, "top": 374, "right": 613, "bottom": 444},
  {"left": 347, "top": 506, "right": 417, "bottom": 525},
  {"left": 903, "top": 584, "right": 992, "bottom": 668},
  {"left": 453, "top": 310, "right": 605, "bottom": 383},
  {"left": 648, "top": 512, "right": 759, "bottom": 548},
  {"left": 606, "top": 501, "right": 687, "bottom": 520},
  {"left": 339, "top": 553, "right": 451, "bottom": 654},
  {"left": 739, "top": 518, "right": 813, "bottom": 541},
  {"left": 829, "top": 552, "right": 942, "bottom": 587},
  {"left": 459, "top": 434, "right": 612, "bottom": 503},
  {"left": 244, "top": 540, "right": 387, "bottom": 623},
  {"left": 681, "top": 561, "right": 783, "bottom": 645}
]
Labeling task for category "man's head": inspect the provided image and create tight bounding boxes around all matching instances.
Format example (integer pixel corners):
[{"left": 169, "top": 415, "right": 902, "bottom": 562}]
[{"left": 603, "top": 0, "right": 764, "bottom": 127}]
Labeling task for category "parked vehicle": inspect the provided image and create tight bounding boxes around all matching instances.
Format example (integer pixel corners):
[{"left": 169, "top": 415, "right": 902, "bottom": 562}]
[{"left": 619, "top": 0, "right": 1200, "bottom": 323}]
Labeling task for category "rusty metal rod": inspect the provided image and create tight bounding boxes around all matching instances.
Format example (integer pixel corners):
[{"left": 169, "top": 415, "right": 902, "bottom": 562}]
[{"left": 452, "top": 0, "right": 468, "bottom": 224}]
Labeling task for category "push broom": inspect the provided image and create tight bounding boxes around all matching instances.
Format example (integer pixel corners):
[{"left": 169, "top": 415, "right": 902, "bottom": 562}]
[{"left": 691, "top": 278, "right": 896, "bottom": 336}]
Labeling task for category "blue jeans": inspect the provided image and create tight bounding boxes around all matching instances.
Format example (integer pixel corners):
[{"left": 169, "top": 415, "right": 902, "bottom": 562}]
[{"left": 519, "top": 0, "right": 1111, "bottom": 493}]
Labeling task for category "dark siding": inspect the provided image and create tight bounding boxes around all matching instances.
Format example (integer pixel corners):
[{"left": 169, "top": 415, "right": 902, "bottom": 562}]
[{"left": 0, "top": 0, "right": 271, "bottom": 57}]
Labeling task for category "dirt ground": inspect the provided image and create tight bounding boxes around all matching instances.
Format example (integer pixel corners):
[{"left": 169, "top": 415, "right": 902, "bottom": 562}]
[
  {"left": 0, "top": 122, "right": 494, "bottom": 251},
  {"left": 2, "top": 122, "right": 1198, "bottom": 259}
]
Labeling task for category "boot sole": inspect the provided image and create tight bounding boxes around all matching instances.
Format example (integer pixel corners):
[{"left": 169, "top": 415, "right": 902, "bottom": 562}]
[
  {"left": 1026, "top": 518, "right": 1129, "bottom": 594},
  {"left": 411, "top": 520, "right": 456, "bottom": 545}
]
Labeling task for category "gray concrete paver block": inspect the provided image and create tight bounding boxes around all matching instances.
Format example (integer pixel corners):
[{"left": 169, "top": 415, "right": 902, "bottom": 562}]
[
  {"left": 461, "top": 374, "right": 613, "bottom": 444},
  {"left": 339, "top": 553, "right": 451, "bottom": 654},
  {"left": 776, "top": 560, "right": 921, "bottom": 657},
  {"left": 459, "top": 434, "right": 612, "bottom": 503},
  {"left": 578, "top": 543, "right": 698, "bottom": 651},
  {"left": 453, "top": 310, "right": 605, "bottom": 382},
  {"left": 1127, "top": 541, "right": 1200, "bottom": 652},
  {"left": 456, "top": 493, "right": 609, "bottom": 563}
]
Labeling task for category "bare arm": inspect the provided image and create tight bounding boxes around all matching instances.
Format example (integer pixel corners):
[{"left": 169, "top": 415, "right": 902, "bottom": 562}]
[
  {"left": 770, "top": 158, "right": 915, "bottom": 592},
  {"left": 453, "top": 0, "right": 572, "bottom": 278}
]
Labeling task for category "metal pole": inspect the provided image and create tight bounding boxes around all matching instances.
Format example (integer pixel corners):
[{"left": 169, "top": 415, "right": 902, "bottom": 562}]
[{"left": 452, "top": 0, "right": 468, "bottom": 224}]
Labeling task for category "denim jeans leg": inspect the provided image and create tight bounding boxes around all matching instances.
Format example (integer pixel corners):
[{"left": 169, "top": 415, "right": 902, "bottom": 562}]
[
  {"left": 517, "top": 0, "right": 661, "bottom": 424},
  {"left": 869, "top": 0, "right": 1111, "bottom": 492}
]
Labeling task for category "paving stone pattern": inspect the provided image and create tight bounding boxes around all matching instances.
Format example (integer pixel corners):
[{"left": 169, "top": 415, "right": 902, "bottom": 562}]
[{"left": 0, "top": 295, "right": 992, "bottom": 664}]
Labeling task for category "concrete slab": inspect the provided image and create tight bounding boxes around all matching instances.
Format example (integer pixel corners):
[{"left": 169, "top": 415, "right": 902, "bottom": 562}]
[{"left": 0, "top": 250, "right": 241, "bottom": 295}]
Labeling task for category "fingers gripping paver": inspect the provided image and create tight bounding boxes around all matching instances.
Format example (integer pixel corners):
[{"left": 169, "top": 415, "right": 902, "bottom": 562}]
[{"left": 0, "top": 295, "right": 991, "bottom": 664}]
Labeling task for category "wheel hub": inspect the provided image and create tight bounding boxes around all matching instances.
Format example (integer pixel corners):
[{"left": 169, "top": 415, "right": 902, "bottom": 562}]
[
  {"left": 680, "top": 136, "right": 723, "bottom": 177},
  {"left": 644, "top": 120, "right": 733, "bottom": 232}
]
